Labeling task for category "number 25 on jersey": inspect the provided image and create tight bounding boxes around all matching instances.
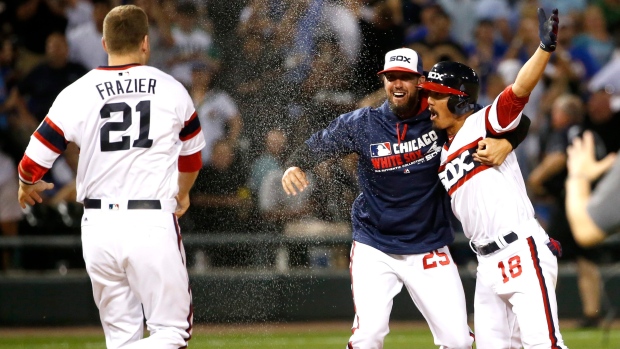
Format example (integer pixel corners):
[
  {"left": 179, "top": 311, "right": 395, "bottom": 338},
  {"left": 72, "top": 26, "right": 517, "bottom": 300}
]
[{"left": 423, "top": 250, "right": 451, "bottom": 269}]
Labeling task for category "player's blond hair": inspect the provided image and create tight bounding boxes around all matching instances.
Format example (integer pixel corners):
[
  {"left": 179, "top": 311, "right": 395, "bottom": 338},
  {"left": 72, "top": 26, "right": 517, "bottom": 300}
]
[{"left": 103, "top": 5, "right": 148, "bottom": 55}]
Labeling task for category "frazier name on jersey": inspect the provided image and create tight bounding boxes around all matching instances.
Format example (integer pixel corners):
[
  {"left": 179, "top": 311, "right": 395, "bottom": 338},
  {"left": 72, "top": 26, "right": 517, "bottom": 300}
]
[{"left": 96, "top": 78, "right": 157, "bottom": 100}]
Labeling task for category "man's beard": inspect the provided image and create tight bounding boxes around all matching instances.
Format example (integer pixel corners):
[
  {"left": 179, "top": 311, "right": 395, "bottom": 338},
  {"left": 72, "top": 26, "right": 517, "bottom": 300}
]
[{"left": 388, "top": 94, "right": 418, "bottom": 118}]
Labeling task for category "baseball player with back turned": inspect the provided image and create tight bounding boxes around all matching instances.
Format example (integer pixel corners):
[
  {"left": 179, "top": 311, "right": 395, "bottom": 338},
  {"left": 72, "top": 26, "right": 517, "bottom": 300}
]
[
  {"left": 418, "top": 8, "right": 567, "bottom": 349},
  {"left": 17, "top": 5, "right": 205, "bottom": 349},
  {"left": 282, "top": 46, "right": 531, "bottom": 348}
]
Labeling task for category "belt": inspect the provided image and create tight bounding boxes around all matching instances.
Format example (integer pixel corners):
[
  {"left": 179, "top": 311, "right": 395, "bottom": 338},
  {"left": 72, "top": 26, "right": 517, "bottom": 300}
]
[
  {"left": 473, "top": 232, "right": 518, "bottom": 256},
  {"left": 84, "top": 199, "right": 162, "bottom": 210}
]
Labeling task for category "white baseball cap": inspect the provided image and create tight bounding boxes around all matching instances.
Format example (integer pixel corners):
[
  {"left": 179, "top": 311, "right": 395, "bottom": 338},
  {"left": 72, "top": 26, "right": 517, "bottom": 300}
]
[{"left": 377, "top": 48, "right": 424, "bottom": 75}]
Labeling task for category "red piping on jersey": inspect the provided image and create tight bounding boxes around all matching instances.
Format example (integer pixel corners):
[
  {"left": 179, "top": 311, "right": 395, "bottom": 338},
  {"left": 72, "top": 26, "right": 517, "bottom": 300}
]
[
  {"left": 18, "top": 154, "right": 49, "bottom": 184},
  {"left": 527, "top": 237, "right": 561, "bottom": 349},
  {"left": 178, "top": 152, "right": 202, "bottom": 172},
  {"left": 95, "top": 63, "right": 142, "bottom": 70},
  {"left": 396, "top": 123, "right": 408, "bottom": 146},
  {"left": 486, "top": 85, "right": 529, "bottom": 134},
  {"left": 173, "top": 215, "right": 194, "bottom": 342}
]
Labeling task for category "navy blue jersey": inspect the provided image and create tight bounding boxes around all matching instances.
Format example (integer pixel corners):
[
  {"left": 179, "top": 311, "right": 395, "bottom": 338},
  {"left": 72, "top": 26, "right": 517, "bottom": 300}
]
[{"left": 305, "top": 100, "right": 454, "bottom": 254}]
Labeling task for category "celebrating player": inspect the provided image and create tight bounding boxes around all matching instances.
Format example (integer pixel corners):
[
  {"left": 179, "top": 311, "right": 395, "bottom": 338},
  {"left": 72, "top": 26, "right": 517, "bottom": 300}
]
[
  {"left": 418, "top": 8, "right": 568, "bottom": 349},
  {"left": 282, "top": 45, "right": 530, "bottom": 348},
  {"left": 17, "top": 5, "right": 205, "bottom": 349}
]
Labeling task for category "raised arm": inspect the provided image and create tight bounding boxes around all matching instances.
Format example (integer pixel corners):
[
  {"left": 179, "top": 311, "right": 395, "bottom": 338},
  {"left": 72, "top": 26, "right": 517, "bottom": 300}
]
[{"left": 512, "top": 8, "right": 558, "bottom": 98}]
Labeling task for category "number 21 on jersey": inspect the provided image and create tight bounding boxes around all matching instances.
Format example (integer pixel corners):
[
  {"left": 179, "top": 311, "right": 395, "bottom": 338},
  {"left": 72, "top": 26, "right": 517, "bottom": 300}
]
[{"left": 100, "top": 101, "right": 153, "bottom": 151}]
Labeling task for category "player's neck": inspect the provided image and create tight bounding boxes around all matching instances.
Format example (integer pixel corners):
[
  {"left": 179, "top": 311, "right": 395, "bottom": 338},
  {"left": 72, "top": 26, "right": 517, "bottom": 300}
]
[
  {"left": 446, "top": 119, "right": 466, "bottom": 138},
  {"left": 108, "top": 53, "right": 146, "bottom": 67}
]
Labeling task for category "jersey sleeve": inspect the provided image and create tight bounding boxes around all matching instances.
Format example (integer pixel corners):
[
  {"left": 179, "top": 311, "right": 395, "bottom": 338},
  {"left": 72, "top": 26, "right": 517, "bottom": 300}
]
[
  {"left": 587, "top": 158, "right": 620, "bottom": 234},
  {"left": 178, "top": 90, "right": 206, "bottom": 157},
  {"left": 485, "top": 84, "right": 530, "bottom": 135},
  {"left": 304, "top": 110, "right": 360, "bottom": 163}
]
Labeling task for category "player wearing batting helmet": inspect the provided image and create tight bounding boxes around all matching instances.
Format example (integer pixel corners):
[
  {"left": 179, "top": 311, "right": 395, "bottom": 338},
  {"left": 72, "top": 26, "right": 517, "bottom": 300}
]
[{"left": 418, "top": 8, "right": 568, "bottom": 349}]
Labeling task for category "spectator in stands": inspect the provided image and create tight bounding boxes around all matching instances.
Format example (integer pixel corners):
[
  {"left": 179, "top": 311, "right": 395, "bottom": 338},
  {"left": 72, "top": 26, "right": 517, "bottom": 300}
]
[
  {"left": 406, "top": 4, "right": 467, "bottom": 71},
  {"left": 187, "top": 140, "right": 251, "bottom": 234},
  {"left": 186, "top": 140, "right": 252, "bottom": 267},
  {"left": 528, "top": 94, "right": 605, "bottom": 328},
  {"left": 190, "top": 62, "right": 243, "bottom": 166},
  {"left": 0, "top": 35, "right": 18, "bottom": 141},
  {"left": 584, "top": 88, "right": 620, "bottom": 154},
  {"left": 0, "top": 149, "right": 22, "bottom": 271},
  {"left": 249, "top": 129, "right": 288, "bottom": 195},
  {"left": 132, "top": 0, "right": 175, "bottom": 71},
  {"left": 230, "top": 29, "right": 285, "bottom": 150},
  {"left": 593, "top": 0, "right": 620, "bottom": 38},
  {"left": 465, "top": 19, "right": 508, "bottom": 95},
  {"left": 474, "top": 0, "right": 513, "bottom": 45},
  {"left": 437, "top": 0, "right": 479, "bottom": 46},
  {"left": 12, "top": 0, "right": 68, "bottom": 76},
  {"left": 352, "top": 0, "right": 405, "bottom": 96},
  {"left": 168, "top": 1, "right": 220, "bottom": 87},
  {"left": 62, "top": 0, "right": 94, "bottom": 32},
  {"left": 566, "top": 131, "right": 619, "bottom": 247},
  {"left": 66, "top": 0, "right": 111, "bottom": 69},
  {"left": 572, "top": 5, "right": 614, "bottom": 72},
  {"left": 11, "top": 32, "right": 87, "bottom": 150},
  {"left": 296, "top": 34, "right": 357, "bottom": 142}
]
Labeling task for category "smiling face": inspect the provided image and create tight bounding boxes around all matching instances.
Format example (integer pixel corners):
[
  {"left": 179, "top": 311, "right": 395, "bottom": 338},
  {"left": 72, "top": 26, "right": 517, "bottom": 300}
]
[{"left": 383, "top": 71, "right": 423, "bottom": 118}]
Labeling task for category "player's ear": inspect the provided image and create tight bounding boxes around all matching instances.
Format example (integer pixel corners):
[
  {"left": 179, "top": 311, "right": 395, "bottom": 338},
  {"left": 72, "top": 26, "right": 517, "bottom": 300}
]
[
  {"left": 101, "top": 37, "right": 108, "bottom": 54},
  {"left": 141, "top": 35, "right": 149, "bottom": 53},
  {"left": 417, "top": 75, "right": 426, "bottom": 84}
]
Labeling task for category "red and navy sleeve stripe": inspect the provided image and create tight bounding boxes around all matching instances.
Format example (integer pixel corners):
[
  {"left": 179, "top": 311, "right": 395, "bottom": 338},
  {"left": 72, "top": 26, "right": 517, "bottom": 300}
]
[
  {"left": 179, "top": 112, "right": 201, "bottom": 141},
  {"left": 34, "top": 117, "right": 68, "bottom": 154}
]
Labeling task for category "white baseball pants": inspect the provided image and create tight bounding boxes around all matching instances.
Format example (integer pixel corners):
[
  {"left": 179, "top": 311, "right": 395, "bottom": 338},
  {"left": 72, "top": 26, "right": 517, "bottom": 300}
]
[
  {"left": 474, "top": 224, "right": 568, "bottom": 349},
  {"left": 347, "top": 241, "right": 473, "bottom": 349},
  {"left": 81, "top": 209, "right": 193, "bottom": 349}
]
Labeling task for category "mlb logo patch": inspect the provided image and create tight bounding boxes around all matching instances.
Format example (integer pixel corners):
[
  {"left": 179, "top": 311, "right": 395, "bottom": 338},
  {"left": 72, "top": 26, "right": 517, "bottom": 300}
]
[
  {"left": 370, "top": 142, "right": 392, "bottom": 157},
  {"left": 109, "top": 204, "right": 120, "bottom": 210}
]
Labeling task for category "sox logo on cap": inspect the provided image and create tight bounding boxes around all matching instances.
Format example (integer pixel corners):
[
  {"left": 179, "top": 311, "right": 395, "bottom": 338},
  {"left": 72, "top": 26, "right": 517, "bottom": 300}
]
[{"left": 377, "top": 48, "right": 424, "bottom": 75}]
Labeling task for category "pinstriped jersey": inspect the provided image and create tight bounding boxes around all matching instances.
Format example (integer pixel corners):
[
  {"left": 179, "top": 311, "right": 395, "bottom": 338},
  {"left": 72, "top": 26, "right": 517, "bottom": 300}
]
[
  {"left": 438, "top": 86, "right": 534, "bottom": 245},
  {"left": 22, "top": 64, "right": 205, "bottom": 202}
]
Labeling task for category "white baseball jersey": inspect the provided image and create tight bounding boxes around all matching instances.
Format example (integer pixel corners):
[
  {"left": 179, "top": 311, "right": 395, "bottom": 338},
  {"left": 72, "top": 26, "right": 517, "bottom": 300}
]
[
  {"left": 438, "top": 85, "right": 567, "bottom": 349},
  {"left": 21, "top": 64, "right": 205, "bottom": 202},
  {"left": 438, "top": 86, "right": 534, "bottom": 246},
  {"left": 19, "top": 63, "right": 205, "bottom": 349}
]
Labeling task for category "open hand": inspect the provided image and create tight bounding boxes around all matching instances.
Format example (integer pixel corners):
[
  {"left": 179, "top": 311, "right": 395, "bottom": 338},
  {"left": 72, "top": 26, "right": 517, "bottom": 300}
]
[
  {"left": 567, "top": 131, "right": 616, "bottom": 182},
  {"left": 538, "top": 8, "right": 559, "bottom": 52},
  {"left": 18, "top": 180, "right": 54, "bottom": 209}
]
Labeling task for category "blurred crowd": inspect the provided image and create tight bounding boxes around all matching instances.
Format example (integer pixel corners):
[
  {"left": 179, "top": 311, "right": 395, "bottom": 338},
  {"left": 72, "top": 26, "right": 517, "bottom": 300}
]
[{"left": 0, "top": 0, "right": 619, "bottom": 296}]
